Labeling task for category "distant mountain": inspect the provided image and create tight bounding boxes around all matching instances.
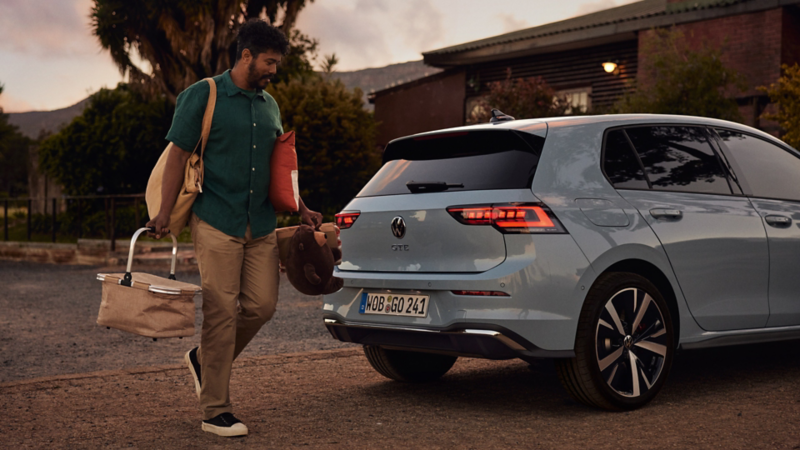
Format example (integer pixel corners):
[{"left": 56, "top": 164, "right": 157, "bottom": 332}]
[
  {"left": 7, "top": 98, "right": 90, "bottom": 139},
  {"left": 5, "top": 60, "right": 439, "bottom": 135},
  {"left": 328, "top": 60, "right": 442, "bottom": 111}
]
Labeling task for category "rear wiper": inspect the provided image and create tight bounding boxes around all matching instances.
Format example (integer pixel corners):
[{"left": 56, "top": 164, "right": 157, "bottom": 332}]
[{"left": 406, "top": 181, "right": 464, "bottom": 194}]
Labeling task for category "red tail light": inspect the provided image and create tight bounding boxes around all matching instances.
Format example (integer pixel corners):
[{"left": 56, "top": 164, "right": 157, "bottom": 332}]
[
  {"left": 335, "top": 211, "right": 360, "bottom": 229},
  {"left": 447, "top": 203, "right": 566, "bottom": 234}
]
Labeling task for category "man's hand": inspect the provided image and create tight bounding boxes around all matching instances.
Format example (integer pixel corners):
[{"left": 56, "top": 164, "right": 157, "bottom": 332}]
[
  {"left": 145, "top": 212, "right": 171, "bottom": 240},
  {"left": 299, "top": 197, "right": 323, "bottom": 229}
]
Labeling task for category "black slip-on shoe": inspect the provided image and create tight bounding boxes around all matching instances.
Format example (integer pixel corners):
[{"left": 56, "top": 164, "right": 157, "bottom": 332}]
[
  {"left": 185, "top": 347, "right": 201, "bottom": 400},
  {"left": 202, "top": 412, "right": 248, "bottom": 437}
]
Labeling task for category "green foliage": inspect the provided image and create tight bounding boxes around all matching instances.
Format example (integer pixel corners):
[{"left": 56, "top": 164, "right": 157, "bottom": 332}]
[
  {"left": 91, "top": 0, "right": 315, "bottom": 102},
  {"left": 759, "top": 64, "right": 800, "bottom": 149},
  {"left": 468, "top": 71, "right": 571, "bottom": 123},
  {"left": 0, "top": 82, "right": 32, "bottom": 197},
  {"left": 613, "top": 28, "right": 745, "bottom": 121},
  {"left": 267, "top": 75, "right": 380, "bottom": 217},
  {"left": 38, "top": 84, "right": 173, "bottom": 195},
  {"left": 320, "top": 53, "right": 339, "bottom": 76},
  {"left": 271, "top": 29, "right": 319, "bottom": 85},
  {"left": 3, "top": 200, "right": 153, "bottom": 242}
]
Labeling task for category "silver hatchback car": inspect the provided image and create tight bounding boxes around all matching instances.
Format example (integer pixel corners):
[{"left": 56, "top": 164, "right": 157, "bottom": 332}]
[{"left": 323, "top": 114, "right": 800, "bottom": 410}]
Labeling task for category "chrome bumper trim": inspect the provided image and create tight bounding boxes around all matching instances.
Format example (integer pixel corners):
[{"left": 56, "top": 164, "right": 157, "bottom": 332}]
[{"left": 323, "top": 319, "right": 526, "bottom": 352}]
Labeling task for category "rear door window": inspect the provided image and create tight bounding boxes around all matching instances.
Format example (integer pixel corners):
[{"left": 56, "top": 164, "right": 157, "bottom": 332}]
[
  {"left": 357, "top": 130, "right": 543, "bottom": 197},
  {"left": 603, "top": 129, "right": 649, "bottom": 189},
  {"left": 715, "top": 129, "right": 800, "bottom": 201},
  {"left": 626, "top": 126, "right": 732, "bottom": 195}
]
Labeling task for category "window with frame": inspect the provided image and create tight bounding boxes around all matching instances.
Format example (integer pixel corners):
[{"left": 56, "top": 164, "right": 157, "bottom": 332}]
[
  {"left": 556, "top": 87, "right": 591, "bottom": 114},
  {"left": 603, "top": 129, "right": 649, "bottom": 189},
  {"left": 716, "top": 129, "right": 800, "bottom": 202},
  {"left": 625, "top": 126, "right": 732, "bottom": 195}
]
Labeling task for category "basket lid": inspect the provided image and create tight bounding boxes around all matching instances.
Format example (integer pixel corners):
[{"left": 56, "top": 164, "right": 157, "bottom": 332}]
[{"left": 97, "top": 272, "right": 201, "bottom": 295}]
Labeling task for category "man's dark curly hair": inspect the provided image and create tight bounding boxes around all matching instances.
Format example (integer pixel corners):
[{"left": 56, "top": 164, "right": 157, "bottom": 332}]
[{"left": 236, "top": 19, "right": 289, "bottom": 61}]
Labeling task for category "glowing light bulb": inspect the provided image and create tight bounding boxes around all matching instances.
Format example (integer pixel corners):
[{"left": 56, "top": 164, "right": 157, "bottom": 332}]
[{"left": 603, "top": 62, "right": 618, "bottom": 73}]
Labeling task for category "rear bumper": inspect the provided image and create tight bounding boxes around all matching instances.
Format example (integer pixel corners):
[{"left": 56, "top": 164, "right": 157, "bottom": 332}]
[{"left": 323, "top": 316, "right": 575, "bottom": 359}]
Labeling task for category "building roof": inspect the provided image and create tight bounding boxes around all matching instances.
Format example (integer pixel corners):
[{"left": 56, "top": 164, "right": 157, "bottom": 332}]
[{"left": 423, "top": 0, "right": 797, "bottom": 67}]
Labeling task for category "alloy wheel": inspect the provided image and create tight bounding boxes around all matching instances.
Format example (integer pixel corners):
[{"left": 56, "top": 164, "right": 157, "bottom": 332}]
[{"left": 595, "top": 287, "right": 668, "bottom": 398}]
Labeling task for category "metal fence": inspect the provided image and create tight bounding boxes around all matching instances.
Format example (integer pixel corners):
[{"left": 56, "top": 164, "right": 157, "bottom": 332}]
[{"left": 2, "top": 194, "right": 147, "bottom": 252}]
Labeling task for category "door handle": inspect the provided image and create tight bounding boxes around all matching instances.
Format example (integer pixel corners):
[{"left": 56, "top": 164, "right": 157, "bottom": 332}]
[
  {"left": 765, "top": 215, "right": 792, "bottom": 227},
  {"left": 649, "top": 209, "right": 683, "bottom": 219}
]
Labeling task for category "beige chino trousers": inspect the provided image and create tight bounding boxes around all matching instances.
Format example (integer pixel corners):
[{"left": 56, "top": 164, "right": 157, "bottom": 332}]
[{"left": 190, "top": 214, "right": 280, "bottom": 420}]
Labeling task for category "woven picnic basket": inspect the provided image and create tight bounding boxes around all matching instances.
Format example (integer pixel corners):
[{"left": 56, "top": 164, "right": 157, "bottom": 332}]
[{"left": 96, "top": 227, "right": 200, "bottom": 339}]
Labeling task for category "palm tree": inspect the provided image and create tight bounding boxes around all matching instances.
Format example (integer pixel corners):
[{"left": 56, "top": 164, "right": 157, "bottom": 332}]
[{"left": 91, "top": 0, "right": 313, "bottom": 103}]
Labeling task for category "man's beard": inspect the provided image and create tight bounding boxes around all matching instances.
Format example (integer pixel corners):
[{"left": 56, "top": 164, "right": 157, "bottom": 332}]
[{"left": 247, "top": 60, "right": 271, "bottom": 89}]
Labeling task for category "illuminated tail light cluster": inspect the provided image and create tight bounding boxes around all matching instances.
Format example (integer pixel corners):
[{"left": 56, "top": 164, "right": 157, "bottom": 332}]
[
  {"left": 335, "top": 211, "right": 360, "bottom": 229},
  {"left": 447, "top": 203, "right": 566, "bottom": 234}
]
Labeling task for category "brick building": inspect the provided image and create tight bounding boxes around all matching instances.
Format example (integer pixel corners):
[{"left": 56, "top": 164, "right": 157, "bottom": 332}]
[{"left": 371, "top": 0, "right": 800, "bottom": 147}]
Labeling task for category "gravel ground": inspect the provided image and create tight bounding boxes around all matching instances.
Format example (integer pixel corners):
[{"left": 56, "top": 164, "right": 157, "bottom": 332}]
[
  {"left": 2, "top": 343, "right": 800, "bottom": 448},
  {"left": 0, "top": 260, "right": 355, "bottom": 383},
  {"left": 2, "top": 260, "right": 800, "bottom": 448}
]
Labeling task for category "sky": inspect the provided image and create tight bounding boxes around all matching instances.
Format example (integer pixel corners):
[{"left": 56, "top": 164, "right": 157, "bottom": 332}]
[{"left": 0, "top": 0, "right": 639, "bottom": 113}]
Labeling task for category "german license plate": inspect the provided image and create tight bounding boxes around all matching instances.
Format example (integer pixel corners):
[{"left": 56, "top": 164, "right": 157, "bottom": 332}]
[{"left": 359, "top": 292, "right": 429, "bottom": 317}]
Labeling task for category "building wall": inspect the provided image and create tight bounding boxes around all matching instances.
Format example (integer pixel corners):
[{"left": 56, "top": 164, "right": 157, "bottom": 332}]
[
  {"left": 782, "top": 6, "right": 800, "bottom": 67},
  {"left": 465, "top": 40, "right": 639, "bottom": 111},
  {"left": 638, "top": 7, "right": 796, "bottom": 132},
  {"left": 374, "top": 6, "right": 799, "bottom": 143},
  {"left": 372, "top": 70, "right": 466, "bottom": 148},
  {"left": 674, "top": 8, "right": 783, "bottom": 98}
]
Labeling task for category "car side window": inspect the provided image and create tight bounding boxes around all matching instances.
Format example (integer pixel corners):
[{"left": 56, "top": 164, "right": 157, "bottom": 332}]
[
  {"left": 715, "top": 129, "right": 800, "bottom": 201},
  {"left": 626, "top": 126, "right": 732, "bottom": 195},
  {"left": 603, "top": 129, "right": 649, "bottom": 189}
]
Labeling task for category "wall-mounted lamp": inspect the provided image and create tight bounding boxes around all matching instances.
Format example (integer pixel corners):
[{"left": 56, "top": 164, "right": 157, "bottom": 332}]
[{"left": 602, "top": 61, "right": 618, "bottom": 73}]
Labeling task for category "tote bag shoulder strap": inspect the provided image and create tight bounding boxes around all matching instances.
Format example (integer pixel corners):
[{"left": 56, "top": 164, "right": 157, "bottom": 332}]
[{"left": 198, "top": 78, "right": 216, "bottom": 159}]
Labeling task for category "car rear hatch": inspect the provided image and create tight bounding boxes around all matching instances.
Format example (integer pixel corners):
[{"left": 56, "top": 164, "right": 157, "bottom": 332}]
[{"left": 336, "top": 126, "right": 548, "bottom": 273}]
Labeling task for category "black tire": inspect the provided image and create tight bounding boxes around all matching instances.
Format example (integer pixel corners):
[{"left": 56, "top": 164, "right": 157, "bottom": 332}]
[
  {"left": 363, "top": 345, "right": 457, "bottom": 383},
  {"left": 555, "top": 272, "right": 675, "bottom": 410}
]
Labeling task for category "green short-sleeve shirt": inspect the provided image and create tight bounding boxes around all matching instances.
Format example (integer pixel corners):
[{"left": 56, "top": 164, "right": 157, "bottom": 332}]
[{"left": 166, "top": 70, "right": 283, "bottom": 238}]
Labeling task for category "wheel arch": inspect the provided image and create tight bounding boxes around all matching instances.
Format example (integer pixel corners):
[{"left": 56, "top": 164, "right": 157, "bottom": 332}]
[{"left": 597, "top": 259, "right": 681, "bottom": 348}]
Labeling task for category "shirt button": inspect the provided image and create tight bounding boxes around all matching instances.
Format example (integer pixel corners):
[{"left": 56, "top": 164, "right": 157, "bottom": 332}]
[
  {"left": 250, "top": 190, "right": 253, "bottom": 194},
  {"left": 253, "top": 145, "right": 256, "bottom": 148},
  {"left": 253, "top": 123, "right": 256, "bottom": 127},
  {"left": 252, "top": 168, "right": 255, "bottom": 171}
]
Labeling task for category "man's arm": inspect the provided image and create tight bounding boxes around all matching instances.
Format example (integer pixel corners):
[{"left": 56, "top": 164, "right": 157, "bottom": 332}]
[
  {"left": 146, "top": 144, "right": 191, "bottom": 239},
  {"left": 298, "top": 197, "right": 323, "bottom": 229}
]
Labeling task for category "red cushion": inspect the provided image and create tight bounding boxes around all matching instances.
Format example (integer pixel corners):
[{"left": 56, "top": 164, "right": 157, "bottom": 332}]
[{"left": 270, "top": 131, "right": 299, "bottom": 213}]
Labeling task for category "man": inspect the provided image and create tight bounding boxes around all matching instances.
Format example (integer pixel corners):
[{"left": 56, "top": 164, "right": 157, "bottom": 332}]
[{"left": 147, "top": 19, "right": 321, "bottom": 437}]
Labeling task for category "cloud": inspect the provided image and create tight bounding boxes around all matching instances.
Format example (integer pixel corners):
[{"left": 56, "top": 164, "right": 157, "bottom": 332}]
[
  {"left": 297, "top": 0, "right": 445, "bottom": 70},
  {"left": 298, "top": 3, "right": 389, "bottom": 70},
  {"left": 0, "top": 0, "right": 99, "bottom": 57},
  {"left": 497, "top": 13, "right": 528, "bottom": 33},
  {"left": 0, "top": 91, "right": 37, "bottom": 113},
  {"left": 394, "top": 0, "right": 444, "bottom": 52},
  {"left": 574, "top": 0, "right": 621, "bottom": 16}
]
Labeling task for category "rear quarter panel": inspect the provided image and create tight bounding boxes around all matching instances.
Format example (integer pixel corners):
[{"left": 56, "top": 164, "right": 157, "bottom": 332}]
[{"left": 531, "top": 118, "right": 705, "bottom": 344}]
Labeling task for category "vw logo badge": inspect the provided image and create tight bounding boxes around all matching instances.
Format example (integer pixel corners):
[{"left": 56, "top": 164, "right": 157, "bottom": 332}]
[{"left": 391, "top": 216, "right": 406, "bottom": 239}]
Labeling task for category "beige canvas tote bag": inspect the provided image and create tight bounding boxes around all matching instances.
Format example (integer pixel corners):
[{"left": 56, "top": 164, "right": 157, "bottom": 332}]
[{"left": 145, "top": 78, "right": 217, "bottom": 235}]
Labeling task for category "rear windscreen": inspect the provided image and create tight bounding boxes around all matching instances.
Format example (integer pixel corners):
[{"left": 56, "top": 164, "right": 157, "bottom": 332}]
[{"left": 357, "top": 130, "right": 544, "bottom": 198}]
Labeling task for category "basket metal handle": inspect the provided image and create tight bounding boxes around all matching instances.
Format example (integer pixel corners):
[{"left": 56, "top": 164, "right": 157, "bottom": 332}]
[{"left": 122, "top": 227, "right": 179, "bottom": 286}]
